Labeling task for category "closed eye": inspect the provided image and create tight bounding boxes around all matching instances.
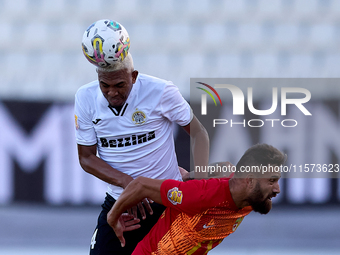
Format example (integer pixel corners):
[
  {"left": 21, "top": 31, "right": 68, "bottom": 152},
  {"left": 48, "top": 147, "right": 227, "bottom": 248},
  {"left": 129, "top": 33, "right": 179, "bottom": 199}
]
[
  {"left": 115, "top": 82, "right": 125, "bottom": 88},
  {"left": 100, "top": 82, "right": 110, "bottom": 88},
  {"left": 269, "top": 177, "right": 279, "bottom": 184}
]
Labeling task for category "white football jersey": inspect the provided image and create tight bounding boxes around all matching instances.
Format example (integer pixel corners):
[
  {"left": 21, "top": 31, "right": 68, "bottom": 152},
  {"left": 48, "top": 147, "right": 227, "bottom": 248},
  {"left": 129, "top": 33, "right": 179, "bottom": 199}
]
[{"left": 74, "top": 73, "right": 192, "bottom": 199}]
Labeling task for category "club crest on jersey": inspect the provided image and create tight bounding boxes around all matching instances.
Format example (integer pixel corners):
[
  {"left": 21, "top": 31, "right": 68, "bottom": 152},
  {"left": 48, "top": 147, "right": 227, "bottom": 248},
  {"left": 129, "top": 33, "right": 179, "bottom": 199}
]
[
  {"left": 232, "top": 217, "right": 244, "bottom": 232},
  {"left": 132, "top": 110, "right": 147, "bottom": 125},
  {"left": 167, "top": 187, "right": 183, "bottom": 205}
]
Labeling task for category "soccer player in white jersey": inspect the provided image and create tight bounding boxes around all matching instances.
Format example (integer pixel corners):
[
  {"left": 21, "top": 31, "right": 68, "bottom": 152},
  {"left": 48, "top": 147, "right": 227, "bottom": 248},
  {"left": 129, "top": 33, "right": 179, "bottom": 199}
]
[{"left": 75, "top": 19, "right": 209, "bottom": 254}]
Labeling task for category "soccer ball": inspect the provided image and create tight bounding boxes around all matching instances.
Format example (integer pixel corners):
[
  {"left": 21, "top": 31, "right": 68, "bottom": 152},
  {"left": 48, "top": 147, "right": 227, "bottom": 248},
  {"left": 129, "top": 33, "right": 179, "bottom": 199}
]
[{"left": 82, "top": 19, "right": 130, "bottom": 68}]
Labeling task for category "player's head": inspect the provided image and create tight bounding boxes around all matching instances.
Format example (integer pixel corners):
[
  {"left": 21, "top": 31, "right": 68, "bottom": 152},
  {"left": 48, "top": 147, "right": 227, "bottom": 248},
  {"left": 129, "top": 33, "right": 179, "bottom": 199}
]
[
  {"left": 82, "top": 19, "right": 138, "bottom": 107},
  {"left": 235, "top": 144, "right": 286, "bottom": 177},
  {"left": 97, "top": 63, "right": 138, "bottom": 107},
  {"left": 235, "top": 144, "right": 286, "bottom": 214}
]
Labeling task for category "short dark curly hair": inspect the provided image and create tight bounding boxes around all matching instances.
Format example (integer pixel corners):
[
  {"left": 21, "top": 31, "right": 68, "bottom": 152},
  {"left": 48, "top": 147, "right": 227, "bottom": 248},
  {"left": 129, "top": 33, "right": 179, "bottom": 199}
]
[{"left": 235, "top": 143, "right": 286, "bottom": 177}]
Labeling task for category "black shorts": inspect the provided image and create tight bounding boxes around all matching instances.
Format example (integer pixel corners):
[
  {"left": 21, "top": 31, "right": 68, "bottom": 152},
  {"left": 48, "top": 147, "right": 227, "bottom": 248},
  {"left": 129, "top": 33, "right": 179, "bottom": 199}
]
[{"left": 89, "top": 193, "right": 165, "bottom": 255}]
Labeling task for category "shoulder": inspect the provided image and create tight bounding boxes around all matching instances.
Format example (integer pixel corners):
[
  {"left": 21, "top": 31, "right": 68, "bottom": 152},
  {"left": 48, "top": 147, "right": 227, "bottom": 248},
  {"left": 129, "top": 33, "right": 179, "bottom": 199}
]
[
  {"left": 174, "top": 178, "right": 230, "bottom": 193},
  {"left": 133, "top": 73, "right": 179, "bottom": 105},
  {"left": 199, "top": 178, "right": 232, "bottom": 198},
  {"left": 136, "top": 73, "right": 173, "bottom": 92},
  {"left": 204, "top": 177, "right": 231, "bottom": 188},
  {"left": 137, "top": 73, "right": 169, "bottom": 85}
]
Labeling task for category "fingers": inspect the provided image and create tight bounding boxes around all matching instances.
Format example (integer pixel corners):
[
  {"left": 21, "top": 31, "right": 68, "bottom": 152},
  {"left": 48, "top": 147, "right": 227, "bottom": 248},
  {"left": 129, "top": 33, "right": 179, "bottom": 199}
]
[
  {"left": 132, "top": 206, "right": 138, "bottom": 219},
  {"left": 127, "top": 208, "right": 133, "bottom": 217},
  {"left": 120, "top": 213, "right": 135, "bottom": 222},
  {"left": 118, "top": 234, "right": 126, "bottom": 248},
  {"left": 127, "top": 199, "right": 154, "bottom": 222},
  {"left": 112, "top": 219, "right": 126, "bottom": 248},
  {"left": 137, "top": 199, "right": 153, "bottom": 220},
  {"left": 125, "top": 224, "right": 141, "bottom": 231},
  {"left": 181, "top": 172, "right": 190, "bottom": 181},
  {"left": 143, "top": 198, "right": 153, "bottom": 215},
  {"left": 120, "top": 213, "right": 141, "bottom": 232},
  {"left": 123, "top": 216, "right": 141, "bottom": 231},
  {"left": 178, "top": 166, "right": 189, "bottom": 176},
  {"left": 124, "top": 219, "right": 140, "bottom": 227},
  {"left": 121, "top": 214, "right": 140, "bottom": 227},
  {"left": 223, "top": 161, "right": 234, "bottom": 167},
  {"left": 137, "top": 202, "right": 146, "bottom": 220}
]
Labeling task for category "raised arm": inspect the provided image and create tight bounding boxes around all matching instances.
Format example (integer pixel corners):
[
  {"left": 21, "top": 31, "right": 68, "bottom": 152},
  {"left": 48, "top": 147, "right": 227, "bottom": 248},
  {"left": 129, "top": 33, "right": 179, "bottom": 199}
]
[
  {"left": 107, "top": 176, "right": 164, "bottom": 247},
  {"left": 182, "top": 115, "right": 209, "bottom": 179}
]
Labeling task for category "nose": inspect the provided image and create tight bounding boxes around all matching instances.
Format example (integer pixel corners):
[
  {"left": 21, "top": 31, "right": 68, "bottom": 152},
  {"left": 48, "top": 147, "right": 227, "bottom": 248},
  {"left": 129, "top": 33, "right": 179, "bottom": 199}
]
[
  {"left": 108, "top": 88, "right": 118, "bottom": 96},
  {"left": 273, "top": 181, "right": 280, "bottom": 194}
]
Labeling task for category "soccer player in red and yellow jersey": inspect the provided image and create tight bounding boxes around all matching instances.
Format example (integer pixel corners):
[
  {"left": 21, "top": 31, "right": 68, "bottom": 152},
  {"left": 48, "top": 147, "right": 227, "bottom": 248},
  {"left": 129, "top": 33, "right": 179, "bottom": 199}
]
[{"left": 107, "top": 144, "right": 285, "bottom": 254}]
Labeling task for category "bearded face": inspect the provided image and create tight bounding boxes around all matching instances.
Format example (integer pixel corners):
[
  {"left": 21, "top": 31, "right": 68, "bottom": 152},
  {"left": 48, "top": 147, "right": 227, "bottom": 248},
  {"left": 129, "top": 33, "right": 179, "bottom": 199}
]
[{"left": 247, "top": 181, "right": 275, "bottom": 215}]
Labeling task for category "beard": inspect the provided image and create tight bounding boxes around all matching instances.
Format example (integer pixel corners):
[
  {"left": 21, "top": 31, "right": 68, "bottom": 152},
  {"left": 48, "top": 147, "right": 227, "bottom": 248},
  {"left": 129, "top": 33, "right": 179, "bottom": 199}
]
[{"left": 247, "top": 182, "right": 272, "bottom": 215}]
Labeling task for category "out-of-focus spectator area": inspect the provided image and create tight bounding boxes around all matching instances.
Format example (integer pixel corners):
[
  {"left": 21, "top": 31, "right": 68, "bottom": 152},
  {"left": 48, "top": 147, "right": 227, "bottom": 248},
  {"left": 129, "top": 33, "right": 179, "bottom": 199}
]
[{"left": 1, "top": 0, "right": 339, "bottom": 101}]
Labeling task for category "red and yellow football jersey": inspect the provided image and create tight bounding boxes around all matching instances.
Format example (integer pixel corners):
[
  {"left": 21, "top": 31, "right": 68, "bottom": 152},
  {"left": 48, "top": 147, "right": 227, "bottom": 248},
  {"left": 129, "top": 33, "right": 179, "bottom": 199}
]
[{"left": 133, "top": 178, "right": 252, "bottom": 255}]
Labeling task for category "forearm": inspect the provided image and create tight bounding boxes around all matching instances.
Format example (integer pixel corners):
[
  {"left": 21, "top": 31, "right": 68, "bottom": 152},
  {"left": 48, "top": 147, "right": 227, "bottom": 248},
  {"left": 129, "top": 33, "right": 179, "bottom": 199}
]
[
  {"left": 192, "top": 128, "right": 209, "bottom": 166},
  {"left": 107, "top": 177, "right": 164, "bottom": 226},
  {"left": 191, "top": 127, "right": 209, "bottom": 178},
  {"left": 183, "top": 116, "right": 210, "bottom": 179},
  {"left": 79, "top": 153, "right": 132, "bottom": 188}
]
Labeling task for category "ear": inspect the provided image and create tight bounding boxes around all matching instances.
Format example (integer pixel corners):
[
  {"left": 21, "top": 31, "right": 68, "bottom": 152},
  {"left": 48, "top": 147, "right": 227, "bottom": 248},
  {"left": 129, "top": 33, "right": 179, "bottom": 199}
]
[
  {"left": 132, "top": 70, "right": 138, "bottom": 84},
  {"left": 246, "top": 174, "right": 255, "bottom": 189}
]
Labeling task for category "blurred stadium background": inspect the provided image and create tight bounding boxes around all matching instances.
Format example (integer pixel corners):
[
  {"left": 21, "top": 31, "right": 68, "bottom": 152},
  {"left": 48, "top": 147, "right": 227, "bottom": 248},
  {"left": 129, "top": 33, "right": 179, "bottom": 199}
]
[{"left": 0, "top": 0, "right": 339, "bottom": 254}]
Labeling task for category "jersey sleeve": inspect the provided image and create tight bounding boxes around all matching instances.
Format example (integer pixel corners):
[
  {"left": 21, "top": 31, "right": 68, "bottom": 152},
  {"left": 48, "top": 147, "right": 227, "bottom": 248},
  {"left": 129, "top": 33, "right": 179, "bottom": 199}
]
[
  {"left": 74, "top": 89, "right": 97, "bottom": 146},
  {"left": 160, "top": 82, "right": 193, "bottom": 126},
  {"left": 160, "top": 178, "right": 230, "bottom": 215}
]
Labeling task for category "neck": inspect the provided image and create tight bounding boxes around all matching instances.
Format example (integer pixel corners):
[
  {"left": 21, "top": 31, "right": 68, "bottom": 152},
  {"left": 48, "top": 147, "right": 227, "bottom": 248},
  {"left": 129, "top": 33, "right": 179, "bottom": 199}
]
[{"left": 229, "top": 178, "right": 250, "bottom": 209}]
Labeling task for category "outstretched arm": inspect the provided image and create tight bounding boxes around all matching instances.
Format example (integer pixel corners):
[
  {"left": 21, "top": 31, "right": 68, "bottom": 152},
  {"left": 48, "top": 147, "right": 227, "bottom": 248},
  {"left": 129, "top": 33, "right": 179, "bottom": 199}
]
[{"left": 107, "top": 177, "right": 164, "bottom": 247}]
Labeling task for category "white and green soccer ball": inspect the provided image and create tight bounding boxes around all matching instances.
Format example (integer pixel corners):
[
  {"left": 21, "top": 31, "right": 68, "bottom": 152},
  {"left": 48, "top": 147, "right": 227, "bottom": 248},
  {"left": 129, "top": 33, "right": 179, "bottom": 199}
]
[{"left": 82, "top": 19, "right": 130, "bottom": 68}]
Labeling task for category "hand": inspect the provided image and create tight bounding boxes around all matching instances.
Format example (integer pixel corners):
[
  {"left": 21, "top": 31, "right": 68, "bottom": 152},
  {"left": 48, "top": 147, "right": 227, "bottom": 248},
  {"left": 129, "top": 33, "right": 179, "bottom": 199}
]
[
  {"left": 179, "top": 166, "right": 190, "bottom": 181},
  {"left": 107, "top": 213, "right": 141, "bottom": 247},
  {"left": 209, "top": 161, "right": 234, "bottom": 178},
  {"left": 127, "top": 198, "right": 153, "bottom": 220},
  {"left": 122, "top": 175, "right": 153, "bottom": 220}
]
